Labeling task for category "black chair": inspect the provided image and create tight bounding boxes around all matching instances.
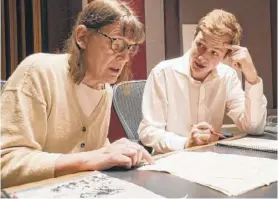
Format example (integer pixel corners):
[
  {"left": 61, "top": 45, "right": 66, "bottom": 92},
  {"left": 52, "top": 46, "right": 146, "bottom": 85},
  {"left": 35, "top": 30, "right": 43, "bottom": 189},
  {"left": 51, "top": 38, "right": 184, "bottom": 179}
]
[{"left": 112, "top": 80, "right": 153, "bottom": 154}]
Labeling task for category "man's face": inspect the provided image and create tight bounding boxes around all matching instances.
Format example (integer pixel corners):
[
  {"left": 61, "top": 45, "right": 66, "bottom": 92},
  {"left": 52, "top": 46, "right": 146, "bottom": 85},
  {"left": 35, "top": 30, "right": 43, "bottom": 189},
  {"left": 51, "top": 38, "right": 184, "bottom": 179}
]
[{"left": 189, "top": 31, "right": 231, "bottom": 81}]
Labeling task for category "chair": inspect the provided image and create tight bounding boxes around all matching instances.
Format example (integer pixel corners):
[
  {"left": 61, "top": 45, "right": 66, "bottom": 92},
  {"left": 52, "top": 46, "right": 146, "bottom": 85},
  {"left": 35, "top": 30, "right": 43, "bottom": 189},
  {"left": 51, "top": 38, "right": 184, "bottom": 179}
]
[{"left": 112, "top": 80, "right": 153, "bottom": 153}]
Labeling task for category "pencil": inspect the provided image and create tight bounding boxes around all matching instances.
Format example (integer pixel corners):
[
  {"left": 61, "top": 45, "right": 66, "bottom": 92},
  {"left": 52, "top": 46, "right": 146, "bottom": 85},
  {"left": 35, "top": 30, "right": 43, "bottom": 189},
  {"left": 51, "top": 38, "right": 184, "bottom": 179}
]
[{"left": 210, "top": 131, "right": 226, "bottom": 139}]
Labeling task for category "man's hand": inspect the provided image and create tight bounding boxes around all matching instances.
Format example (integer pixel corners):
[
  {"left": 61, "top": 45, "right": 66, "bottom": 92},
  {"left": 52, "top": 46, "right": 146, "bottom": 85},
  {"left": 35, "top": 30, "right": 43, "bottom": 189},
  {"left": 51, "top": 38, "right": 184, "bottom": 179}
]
[
  {"left": 185, "top": 122, "right": 219, "bottom": 148},
  {"left": 224, "top": 44, "right": 259, "bottom": 85}
]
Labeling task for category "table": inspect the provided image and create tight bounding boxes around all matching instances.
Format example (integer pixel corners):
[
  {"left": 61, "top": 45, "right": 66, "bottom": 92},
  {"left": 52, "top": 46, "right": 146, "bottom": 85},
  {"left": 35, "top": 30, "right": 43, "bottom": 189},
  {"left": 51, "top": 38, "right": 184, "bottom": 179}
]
[{"left": 5, "top": 133, "right": 277, "bottom": 198}]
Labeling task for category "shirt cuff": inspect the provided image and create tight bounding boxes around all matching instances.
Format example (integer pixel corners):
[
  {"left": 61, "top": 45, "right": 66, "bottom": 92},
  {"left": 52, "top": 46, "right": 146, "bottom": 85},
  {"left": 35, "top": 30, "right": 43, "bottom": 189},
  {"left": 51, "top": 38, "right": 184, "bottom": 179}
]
[
  {"left": 165, "top": 132, "right": 188, "bottom": 151},
  {"left": 245, "top": 77, "right": 263, "bottom": 98}
]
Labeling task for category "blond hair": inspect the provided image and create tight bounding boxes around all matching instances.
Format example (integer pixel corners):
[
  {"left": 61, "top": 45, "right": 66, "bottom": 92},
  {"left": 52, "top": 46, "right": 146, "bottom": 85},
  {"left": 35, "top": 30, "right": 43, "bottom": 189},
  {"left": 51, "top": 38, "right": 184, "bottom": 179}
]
[
  {"left": 64, "top": 0, "right": 145, "bottom": 84},
  {"left": 194, "top": 9, "right": 242, "bottom": 45}
]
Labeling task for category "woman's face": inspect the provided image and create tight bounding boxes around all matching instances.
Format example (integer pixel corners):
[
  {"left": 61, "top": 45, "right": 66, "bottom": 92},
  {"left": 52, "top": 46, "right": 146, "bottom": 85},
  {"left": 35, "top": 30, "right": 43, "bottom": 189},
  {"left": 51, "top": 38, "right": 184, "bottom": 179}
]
[{"left": 77, "top": 23, "right": 138, "bottom": 85}]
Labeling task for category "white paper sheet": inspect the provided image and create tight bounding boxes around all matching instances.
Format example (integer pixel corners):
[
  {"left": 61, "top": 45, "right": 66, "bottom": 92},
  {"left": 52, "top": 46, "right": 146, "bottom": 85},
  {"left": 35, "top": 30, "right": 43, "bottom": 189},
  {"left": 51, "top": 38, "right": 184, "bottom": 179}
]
[
  {"left": 138, "top": 151, "right": 278, "bottom": 196},
  {"left": 12, "top": 171, "right": 164, "bottom": 198}
]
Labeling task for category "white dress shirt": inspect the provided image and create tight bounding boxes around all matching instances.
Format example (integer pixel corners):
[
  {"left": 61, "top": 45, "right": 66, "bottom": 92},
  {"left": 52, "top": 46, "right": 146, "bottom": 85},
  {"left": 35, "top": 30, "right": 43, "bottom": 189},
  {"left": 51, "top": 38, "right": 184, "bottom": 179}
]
[{"left": 138, "top": 51, "right": 267, "bottom": 153}]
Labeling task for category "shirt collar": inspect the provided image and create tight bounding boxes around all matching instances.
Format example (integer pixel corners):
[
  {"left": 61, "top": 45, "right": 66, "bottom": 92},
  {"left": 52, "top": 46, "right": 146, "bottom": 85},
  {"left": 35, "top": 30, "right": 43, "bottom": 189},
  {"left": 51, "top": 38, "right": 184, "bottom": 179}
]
[{"left": 172, "top": 51, "right": 191, "bottom": 77}]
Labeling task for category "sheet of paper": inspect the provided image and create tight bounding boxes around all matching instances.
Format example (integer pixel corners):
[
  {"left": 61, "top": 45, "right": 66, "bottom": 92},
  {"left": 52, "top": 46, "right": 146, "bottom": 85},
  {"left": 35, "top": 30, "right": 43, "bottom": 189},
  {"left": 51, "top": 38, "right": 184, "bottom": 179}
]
[
  {"left": 138, "top": 151, "right": 278, "bottom": 196},
  {"left": 12, "top": 171, "right": 164, "bottom": 198}
]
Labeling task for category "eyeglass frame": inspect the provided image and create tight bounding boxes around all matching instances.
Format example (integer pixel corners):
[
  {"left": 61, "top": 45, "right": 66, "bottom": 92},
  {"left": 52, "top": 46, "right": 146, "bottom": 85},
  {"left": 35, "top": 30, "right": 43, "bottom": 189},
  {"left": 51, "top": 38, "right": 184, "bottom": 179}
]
[{"left": 94, "top": 29, "right": 139, "bottom": 55}]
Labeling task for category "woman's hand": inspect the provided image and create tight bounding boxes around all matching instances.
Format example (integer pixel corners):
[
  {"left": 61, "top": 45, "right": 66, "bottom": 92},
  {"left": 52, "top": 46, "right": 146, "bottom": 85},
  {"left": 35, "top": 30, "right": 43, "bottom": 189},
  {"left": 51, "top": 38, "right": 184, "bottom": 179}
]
[
  {"left": 89, "top": 138, "right": 155, "bottom": 170},
  {"left": 55, "top": 138, "right": 154, "bottom": 177}
]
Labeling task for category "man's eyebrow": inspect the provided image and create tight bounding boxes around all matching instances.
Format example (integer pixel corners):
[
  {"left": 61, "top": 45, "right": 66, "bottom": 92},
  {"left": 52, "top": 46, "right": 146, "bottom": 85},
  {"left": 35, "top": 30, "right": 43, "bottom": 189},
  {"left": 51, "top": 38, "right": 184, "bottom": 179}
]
[
  {"left": 197, "top": 39, "right": 225, "bottom": 52},
  {"left": 212, "top": 47, "right": 224, "bottom": 52}
]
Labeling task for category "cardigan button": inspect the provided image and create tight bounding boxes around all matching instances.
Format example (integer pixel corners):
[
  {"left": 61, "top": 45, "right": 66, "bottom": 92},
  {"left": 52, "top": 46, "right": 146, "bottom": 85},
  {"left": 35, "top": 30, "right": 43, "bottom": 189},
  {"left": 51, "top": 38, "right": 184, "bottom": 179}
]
[
  {"left": 82, "top": 127, "right": 86, "bottom": 132},
  {"left": 80, "top": 143, "right": 85, "bottom": 148}
]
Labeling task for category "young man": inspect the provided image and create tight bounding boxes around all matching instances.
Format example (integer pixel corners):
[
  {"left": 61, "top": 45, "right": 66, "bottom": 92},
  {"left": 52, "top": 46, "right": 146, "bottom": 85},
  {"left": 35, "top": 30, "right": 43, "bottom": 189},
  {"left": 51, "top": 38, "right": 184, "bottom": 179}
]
[{"left": 138, "top": 9, "right": 267, "bottom": 153}]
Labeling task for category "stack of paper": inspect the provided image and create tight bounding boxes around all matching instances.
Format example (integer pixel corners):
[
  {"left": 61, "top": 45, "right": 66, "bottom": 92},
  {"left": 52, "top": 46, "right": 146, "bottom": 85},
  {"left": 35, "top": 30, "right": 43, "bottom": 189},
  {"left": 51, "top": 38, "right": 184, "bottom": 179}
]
[{"left": 217, "top": 137, "right": 278, "bottom": 152}]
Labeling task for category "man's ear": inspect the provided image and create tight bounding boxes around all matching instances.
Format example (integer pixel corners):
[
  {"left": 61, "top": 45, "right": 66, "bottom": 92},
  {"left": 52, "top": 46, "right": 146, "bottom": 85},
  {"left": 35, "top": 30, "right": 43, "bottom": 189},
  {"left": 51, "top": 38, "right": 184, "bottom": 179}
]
[{"left": 75, "top": 25, "right": 88, "bottom": 49}]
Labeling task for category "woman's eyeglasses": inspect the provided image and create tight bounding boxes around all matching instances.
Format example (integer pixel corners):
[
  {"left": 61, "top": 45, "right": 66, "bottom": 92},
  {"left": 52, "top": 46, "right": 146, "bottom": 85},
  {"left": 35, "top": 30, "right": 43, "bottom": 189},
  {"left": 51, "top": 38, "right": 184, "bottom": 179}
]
[{"left": 96, "top": 29, "right": 139, "bottom": 56}]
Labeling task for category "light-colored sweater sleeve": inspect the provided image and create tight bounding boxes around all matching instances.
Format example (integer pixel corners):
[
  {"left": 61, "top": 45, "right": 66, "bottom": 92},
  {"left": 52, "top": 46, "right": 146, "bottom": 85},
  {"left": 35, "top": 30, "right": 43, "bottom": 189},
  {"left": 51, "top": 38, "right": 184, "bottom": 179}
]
[
  {"left": 1, "top": 65, "right": 61, "bottom": 188},
  {"left": 138, "top": 70, "right": 187, "bottom": 153},
  {"left": 226, "top": 70, "right": 267, "bottom": 134}
]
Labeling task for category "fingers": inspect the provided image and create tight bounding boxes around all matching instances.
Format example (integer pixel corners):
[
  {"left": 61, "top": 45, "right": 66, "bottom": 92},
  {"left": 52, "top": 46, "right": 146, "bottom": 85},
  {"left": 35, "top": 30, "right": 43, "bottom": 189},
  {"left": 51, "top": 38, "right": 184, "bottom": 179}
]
[
  {"left": 224, "top": 43, "right": 241, "bottom": 51},
  {"left": 137, "top": 149, "right": 143, "bottom": 165},
  {"left": 126, "top": 142, "right": 154, "bottom": 165},
  {"left": 189, "top": 132, "right": 207, "bottom": 146},
  {"left": 109, "top": 153, "right": 133, "bottom": 169},
  {"left": 192, "top": 130, "right": 210, "bottom": 141},
  {"left": 229, "top": 61, "right": 241, "bottom": 71},
  {"left": 194, "top": 122, "right": 214, "bottom": 132},
  {"left": 224, "top": 45, "right": 251, "bottom": 71},
  {"left": 188, "top": 124, "right": 214, "bottom": 147},
  {"left": 140, "top": 147, "right": 155, "bottom": 165},
  {"left": 99, "top": 138, "right": 155, "bottom": 170},
  {"left": 194, "top": 137, "right": 208, "bottom": 146},
  {"left": 111, "top": 139, "right": 154, "bottom": 166},
  {"left": 120, "top": 145, "right": 138, "bottom": 166}
]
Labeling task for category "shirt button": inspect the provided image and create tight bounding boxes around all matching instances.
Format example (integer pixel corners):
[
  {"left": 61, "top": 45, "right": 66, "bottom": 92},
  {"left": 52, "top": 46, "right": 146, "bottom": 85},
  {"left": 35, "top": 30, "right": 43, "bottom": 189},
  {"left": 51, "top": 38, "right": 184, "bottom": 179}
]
[
  {"left": 80, "top": 143, "right": 85, "bottom": 148},
  {"left": 82, "top": 127, "right": 86, "bottom": 132}
]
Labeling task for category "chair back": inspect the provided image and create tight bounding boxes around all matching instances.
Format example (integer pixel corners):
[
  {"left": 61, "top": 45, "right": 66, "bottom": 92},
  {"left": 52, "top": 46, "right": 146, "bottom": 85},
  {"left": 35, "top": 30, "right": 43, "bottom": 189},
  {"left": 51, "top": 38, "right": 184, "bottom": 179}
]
[{"left": 112, "top": 80, "right": 146, "bottom": 140}]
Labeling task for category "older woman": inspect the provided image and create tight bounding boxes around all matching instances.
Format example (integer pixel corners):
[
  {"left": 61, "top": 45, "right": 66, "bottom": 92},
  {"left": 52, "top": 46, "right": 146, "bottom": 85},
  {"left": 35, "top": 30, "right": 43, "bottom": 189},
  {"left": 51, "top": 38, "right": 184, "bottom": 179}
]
[{"left": 1, "top": 0, "right": 153, "bottom": 188}]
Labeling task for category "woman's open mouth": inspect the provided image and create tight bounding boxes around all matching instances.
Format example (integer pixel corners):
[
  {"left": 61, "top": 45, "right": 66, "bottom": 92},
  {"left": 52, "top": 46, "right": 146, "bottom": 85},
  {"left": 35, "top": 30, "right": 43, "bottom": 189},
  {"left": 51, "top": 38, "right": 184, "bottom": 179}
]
[{"left": 109, "top": 68, "right": 120, "bottom": 73}]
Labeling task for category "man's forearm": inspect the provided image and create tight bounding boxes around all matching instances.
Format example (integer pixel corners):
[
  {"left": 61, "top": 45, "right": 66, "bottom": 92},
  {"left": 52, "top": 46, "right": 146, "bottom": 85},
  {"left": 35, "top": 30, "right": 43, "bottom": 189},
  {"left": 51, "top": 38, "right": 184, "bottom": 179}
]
[{"left": 140, "top": 128, "right": 187, "bottom": 153}]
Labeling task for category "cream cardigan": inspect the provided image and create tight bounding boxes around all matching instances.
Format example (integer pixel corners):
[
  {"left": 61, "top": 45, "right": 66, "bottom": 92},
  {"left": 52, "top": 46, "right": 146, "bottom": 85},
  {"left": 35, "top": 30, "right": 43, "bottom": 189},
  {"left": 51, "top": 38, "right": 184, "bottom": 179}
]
[{"left": 1, "top": 53, "right": 113, "bottom": 188}]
